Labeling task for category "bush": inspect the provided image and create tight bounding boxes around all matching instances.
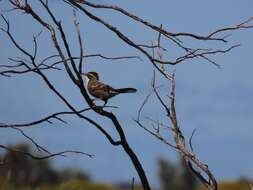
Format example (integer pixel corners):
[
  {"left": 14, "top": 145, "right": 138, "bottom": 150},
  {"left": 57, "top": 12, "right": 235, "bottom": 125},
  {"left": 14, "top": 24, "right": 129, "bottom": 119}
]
[
  {"left": 197, "top": 179, "right": 252, "bottom": 190},
  {"left": 59, "top": 180, "right": 118, "bottom": 190}
]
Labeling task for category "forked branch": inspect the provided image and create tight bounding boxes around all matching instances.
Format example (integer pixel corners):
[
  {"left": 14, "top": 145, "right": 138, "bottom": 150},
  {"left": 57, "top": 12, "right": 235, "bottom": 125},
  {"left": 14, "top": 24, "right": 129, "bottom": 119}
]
[
  {"left": 1, "top": 1, "right": 151, "bottom": 189},
  {"left": 136, "top": 71, "right": 217, "bottom": 190},
  {"left": 1, "top": 1, "right": 252, "bottom": 190},
  {"left": 0, "top": 144, "right": 94, "bottom": 160}
]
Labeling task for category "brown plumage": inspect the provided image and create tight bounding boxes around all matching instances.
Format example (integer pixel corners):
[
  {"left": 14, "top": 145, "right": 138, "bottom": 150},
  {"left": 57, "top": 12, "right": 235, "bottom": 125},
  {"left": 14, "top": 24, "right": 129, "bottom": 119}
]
[{"left": 83, "top": 72, "right": 137, "bottom": 105}]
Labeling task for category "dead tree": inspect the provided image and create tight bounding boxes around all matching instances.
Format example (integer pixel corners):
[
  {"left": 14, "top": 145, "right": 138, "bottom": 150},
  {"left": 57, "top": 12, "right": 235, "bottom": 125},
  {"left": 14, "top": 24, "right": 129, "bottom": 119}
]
[{"left": 0, "top": 1, "right": 252, "bottom": 189}]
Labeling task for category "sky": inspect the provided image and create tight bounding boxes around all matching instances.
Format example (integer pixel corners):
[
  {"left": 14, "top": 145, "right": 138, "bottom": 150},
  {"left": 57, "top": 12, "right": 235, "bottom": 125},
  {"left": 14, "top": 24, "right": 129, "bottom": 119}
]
[{"left": 0, "top": 0, "right": 253, "bottom": 188}]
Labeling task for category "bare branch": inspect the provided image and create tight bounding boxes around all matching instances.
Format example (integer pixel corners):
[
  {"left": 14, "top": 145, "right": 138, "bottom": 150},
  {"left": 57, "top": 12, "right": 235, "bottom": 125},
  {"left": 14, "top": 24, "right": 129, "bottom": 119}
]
[
  {"left": 47, "top": 55, "right": 142, "bottom": 70},
  {"left": 136, "top": 66, "right": 217, "bottom": 190},
  {"left": 65, "top": 0, "right": 253, "bottom": 77},
  {"left": 189, "top": 128, "right": 197, "bottom": 152},
  {"left": 2, "top": 2, "right": 252, "bottom": 190},
  {"left": 32, "top": 31, "right": 43, "bottom": 59},
  {"left": 0, "top": 108, "right": 90, "bottom": 128},
  {"left": 2, "top": 1, "right": 123, "bottom": 149},
  {"left": 73, "top": 10, "right": 84, "bottom": 74},
  {"left": 137, "top": 90, "right": 153, "bottom": 122},
  {"left": 152, "top": 72, "right": 171, "bottom": 117},
  {"left": 68, "top": 0, "right": 253, "bottom": 42},
  {"left": 0, "top": 144, "right": 94, "bottom": 159},
  {"left": 0, "top": 59, "right": 61, "bottom": 77},
  {"left": 206, "top": 16, "right": 253, "bottom": 39},
  {"left": 134, "top": 120, "right": 177, "bottom": 149},
  {"left": 12, "top": 126, "right": 52, "bottom": 154},
  {"left": 1, "top": 14, "right": 33, "bottom": 59},
  {"left": 137, "top": 44, "right": 167, "bottom": 51},
  {"left": 168, "top": 73, "right": 217, "bottom": 190}
]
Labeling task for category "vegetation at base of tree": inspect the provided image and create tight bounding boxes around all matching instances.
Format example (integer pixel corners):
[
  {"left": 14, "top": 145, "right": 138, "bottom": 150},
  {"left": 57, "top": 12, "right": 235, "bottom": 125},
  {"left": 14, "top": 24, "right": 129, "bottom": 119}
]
[
  {"left": 0, "top": 143, "right": 143, "bottom": 190},
  {"left": 0, "top": 143, "right": 252, "bottom": 190},
  {"left": 0, "top": 178, "right": 118, "bottom": 190},
  {"left": 0, "top": 143, "right": 90, "bottom": 188},
  {"left": 158, "top": 157, "right": 253, "bottom": 190},
  {"left": 157, "top": 157, "right": 198, "bottom": 190},
  {"left": 197, "top": 178, "right": 253, "bottom": 190},
  {"left": 0, "top": 177, "right": 252, "bottom": 190}
]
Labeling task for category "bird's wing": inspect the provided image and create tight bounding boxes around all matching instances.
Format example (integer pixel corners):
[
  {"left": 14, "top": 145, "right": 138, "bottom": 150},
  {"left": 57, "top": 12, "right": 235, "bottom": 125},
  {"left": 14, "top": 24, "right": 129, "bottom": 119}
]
[
  {"left": 90, "top": 80, "right": 113, "bottom": 91},
  {"left": 88, "top": 80, "right": 117, "bottom": 99}
]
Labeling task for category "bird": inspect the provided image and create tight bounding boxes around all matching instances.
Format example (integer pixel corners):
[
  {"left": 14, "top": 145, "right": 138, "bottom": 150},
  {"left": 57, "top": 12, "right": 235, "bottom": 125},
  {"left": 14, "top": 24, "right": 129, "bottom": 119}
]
[{"left": 83, "top": 72, "right": 137, "bottom": 106}]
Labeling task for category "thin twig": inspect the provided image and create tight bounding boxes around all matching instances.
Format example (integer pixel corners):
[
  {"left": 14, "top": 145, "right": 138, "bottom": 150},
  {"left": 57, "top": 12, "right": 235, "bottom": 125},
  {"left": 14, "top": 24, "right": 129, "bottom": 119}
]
[{"left": 0, "top": 144, "right": 94, "bottom": 159}]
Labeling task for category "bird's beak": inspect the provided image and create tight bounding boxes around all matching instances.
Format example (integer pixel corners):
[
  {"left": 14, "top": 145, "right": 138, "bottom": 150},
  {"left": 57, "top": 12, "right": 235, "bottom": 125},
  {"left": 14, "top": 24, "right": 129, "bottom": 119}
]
[{"left": 82, "top": 73, "right": 88, "bottom": 76}]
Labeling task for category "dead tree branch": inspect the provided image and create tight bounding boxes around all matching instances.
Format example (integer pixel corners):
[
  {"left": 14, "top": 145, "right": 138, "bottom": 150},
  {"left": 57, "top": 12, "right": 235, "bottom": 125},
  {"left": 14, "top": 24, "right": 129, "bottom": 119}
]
[
  {"left": 136, "top": 71, "right": 218, "bottom": 190},
  {"left": 135, "top": 33, "right": 219, "bottom": 189},
  {"left": 69, "top": 1, "right": 253, "bottom": 42},
  {"left": 0, "top": 144, "right": 94, "bottom": 159},
  {"left": 1, "top": 1, "right": 151, "bottom": 189},
  {"left": 1, "top": 1, "right": 252, "bottom": 190},
  {"left": 66, "top": 0, "right": 252, "bottom": 70}
]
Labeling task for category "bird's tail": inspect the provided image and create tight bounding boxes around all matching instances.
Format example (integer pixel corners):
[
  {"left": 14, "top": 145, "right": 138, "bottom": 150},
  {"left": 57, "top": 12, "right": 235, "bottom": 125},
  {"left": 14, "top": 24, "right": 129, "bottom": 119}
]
[{"left": 116, "top": 88, "right": 137, "bottom": 93}]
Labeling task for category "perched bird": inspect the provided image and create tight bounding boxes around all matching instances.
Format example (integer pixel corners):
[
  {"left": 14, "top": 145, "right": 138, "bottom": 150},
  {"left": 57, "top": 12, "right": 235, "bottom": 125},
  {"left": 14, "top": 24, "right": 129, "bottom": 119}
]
[{"left": 83, "top": 72, "right": 137, "bottom": 106}]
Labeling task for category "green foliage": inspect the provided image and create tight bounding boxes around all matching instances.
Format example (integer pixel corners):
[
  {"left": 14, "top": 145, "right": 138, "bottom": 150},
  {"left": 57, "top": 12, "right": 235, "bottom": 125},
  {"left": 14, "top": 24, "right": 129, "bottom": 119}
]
[
  {"left": 0, "top": 178, "right": 118, "bottom": 190},
  {"left": 58, "top": 169, "right": 90, "bottom": 182},
  {"left": 0, "top": 143, "right": 59, "bottom": 186},
  {"left": 197, "top": 179, "right": 252, "bottom": 190},
  {"left": 177, "top": 158, "right": 198, "bottom": 190},
  {"left": 157, "top": 157, "right": 177, "bottom": 190},
  {"left": 0, "top": 177, "right": 12, "bottom": 190},
  {"left": 0, "top": 143, "right": 90, "bottom": 188},
  {"left": 157, "top": 157, "right": 198, "bottom": 190},
  {"left": 59, "top": 180, "right": 118, "bottom": 190},
  {"left": 0, "top": 143, "right": 119, "bottom": 190}
]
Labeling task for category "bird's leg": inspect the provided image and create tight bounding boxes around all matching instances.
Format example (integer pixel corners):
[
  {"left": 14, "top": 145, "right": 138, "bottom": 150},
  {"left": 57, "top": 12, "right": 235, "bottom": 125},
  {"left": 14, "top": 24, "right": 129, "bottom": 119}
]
[
  {"left": 90, "top": 98, "right": 97, "bottom": 108},
  {"left": 90, "top": 98, "right": 103, "bottom": 112},
  {"left": 103, "top": 100, "right": 108, "bottom": 107}
]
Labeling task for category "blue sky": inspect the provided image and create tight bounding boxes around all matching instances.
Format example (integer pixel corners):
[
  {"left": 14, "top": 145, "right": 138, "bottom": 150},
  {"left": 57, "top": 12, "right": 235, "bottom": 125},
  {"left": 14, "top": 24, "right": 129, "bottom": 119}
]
[{"left": 0, "top": 0, "right": 253, "bottom": 188}]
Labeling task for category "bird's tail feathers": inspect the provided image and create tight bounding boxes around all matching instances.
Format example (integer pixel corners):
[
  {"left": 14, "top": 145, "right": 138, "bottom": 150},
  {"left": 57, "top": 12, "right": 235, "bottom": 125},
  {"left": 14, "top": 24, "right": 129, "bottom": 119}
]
[{"left": 116, "top": 88, "right": 137, "bottom": 93}]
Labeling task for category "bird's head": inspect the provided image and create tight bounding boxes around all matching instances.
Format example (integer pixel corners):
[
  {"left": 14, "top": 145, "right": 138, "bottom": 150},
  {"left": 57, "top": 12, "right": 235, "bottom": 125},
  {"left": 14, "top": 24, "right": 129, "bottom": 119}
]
[{"left": 83, "top": 72, "right": 99, "bottom": 80}]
